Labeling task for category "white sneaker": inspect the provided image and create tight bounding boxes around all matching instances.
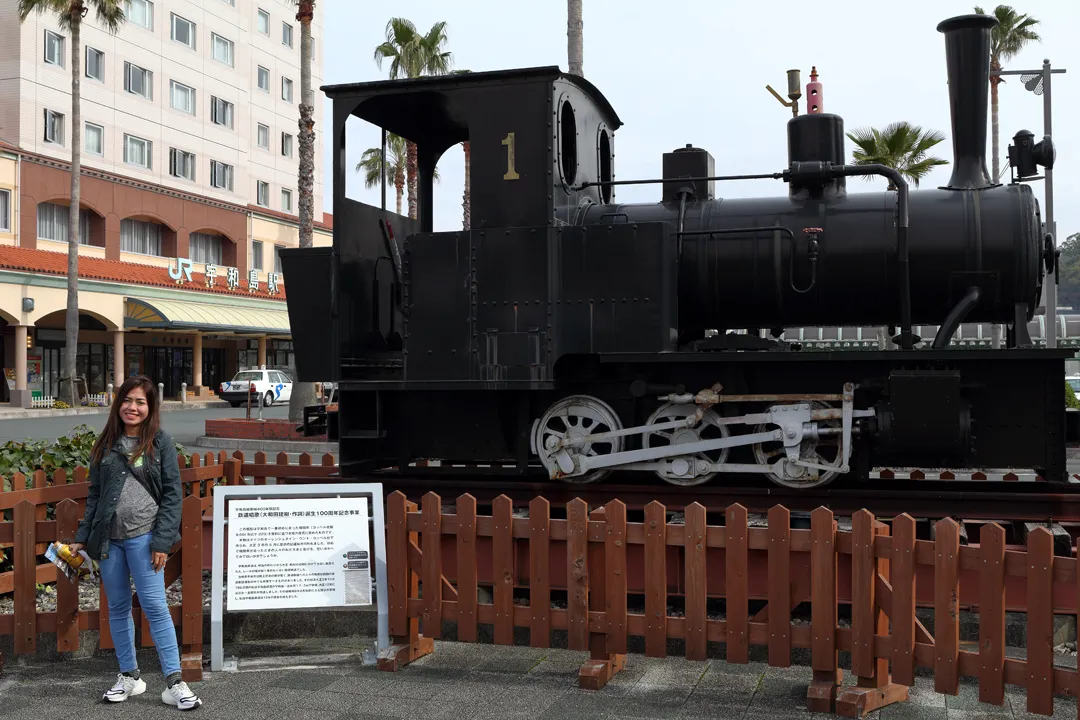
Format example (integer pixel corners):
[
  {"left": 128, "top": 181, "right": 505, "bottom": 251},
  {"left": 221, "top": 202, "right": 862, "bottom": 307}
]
[
  {"left": 103, "top": 673, "right": 146, "bottom": 702},
  {"left": 161, "top": 680, "right": 203, "bottom": 711}
]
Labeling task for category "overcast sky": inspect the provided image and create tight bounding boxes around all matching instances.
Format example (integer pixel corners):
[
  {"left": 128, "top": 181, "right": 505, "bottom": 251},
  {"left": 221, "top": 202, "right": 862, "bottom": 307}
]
[{"left": 321, "top": 0, "right": 1079, "bottom": 241}]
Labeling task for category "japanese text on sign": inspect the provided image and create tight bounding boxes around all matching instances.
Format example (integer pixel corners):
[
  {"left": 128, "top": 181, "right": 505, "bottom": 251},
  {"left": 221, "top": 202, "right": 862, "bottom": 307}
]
[{"left": 227, "top": 496, "right": 371, "bottom": 611}]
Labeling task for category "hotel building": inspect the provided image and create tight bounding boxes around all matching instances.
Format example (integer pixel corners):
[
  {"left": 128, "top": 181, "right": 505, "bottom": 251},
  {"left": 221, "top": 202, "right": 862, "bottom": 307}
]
[{"left": 0, "top": 0, "right": 330, "bottom": 407}]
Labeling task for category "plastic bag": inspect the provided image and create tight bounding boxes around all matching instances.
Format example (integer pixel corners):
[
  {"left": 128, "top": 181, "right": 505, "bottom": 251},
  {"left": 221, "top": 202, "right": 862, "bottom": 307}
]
[{"left": 46, "top": 542, "right": 98, "bottom": 584}]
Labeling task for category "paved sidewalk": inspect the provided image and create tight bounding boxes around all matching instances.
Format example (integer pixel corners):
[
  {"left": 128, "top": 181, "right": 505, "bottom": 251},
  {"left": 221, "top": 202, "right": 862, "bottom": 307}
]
[
  {"left": 2, "top": 639, "right": 1073, "bottom": 719},
  {"left": 0, "top": 399, "right": 228, "bottom": 420}
]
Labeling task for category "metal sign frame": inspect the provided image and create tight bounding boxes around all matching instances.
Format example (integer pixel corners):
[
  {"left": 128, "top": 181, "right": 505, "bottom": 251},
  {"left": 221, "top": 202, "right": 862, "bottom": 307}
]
[{"left": 210, "top": 483, "right": 390, "bottom": 672}]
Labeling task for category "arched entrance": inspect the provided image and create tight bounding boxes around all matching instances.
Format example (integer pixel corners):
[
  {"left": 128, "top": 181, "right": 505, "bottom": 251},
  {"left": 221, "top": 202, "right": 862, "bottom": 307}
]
[{"left": 33, "top": 311, "right": 120, "bottom": 399}]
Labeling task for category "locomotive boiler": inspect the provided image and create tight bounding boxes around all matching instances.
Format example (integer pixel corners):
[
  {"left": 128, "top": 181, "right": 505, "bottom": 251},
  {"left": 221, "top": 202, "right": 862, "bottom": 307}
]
[{"left": 282, "top": 13, "right": 1069, "bottom": 489}]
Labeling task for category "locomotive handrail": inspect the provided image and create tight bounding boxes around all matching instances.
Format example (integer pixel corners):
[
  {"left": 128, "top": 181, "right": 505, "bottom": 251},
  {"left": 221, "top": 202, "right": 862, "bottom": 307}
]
[{"left": 570, "top": 171, "right": 785, "bottom": 191}]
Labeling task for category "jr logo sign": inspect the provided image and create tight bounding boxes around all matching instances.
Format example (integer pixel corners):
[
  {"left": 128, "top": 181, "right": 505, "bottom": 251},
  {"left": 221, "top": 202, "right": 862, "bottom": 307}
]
[{"left": 169, "top": 258, "right": 194, "bottom": 284}]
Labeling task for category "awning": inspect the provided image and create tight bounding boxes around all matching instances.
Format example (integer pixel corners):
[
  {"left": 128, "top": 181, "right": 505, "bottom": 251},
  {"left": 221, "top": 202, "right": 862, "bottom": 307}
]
[{"left": 124, "top": 297, "right": 290, "bottom": 335}]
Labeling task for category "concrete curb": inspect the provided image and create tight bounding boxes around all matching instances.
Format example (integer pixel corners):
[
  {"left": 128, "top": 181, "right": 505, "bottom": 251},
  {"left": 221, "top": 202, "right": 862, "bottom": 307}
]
[
  {"left": 196, "top": 436, "right": 337, "bottom": 454},
  {"left": 0, "top": 401, "right": 230, "bottom": 420}
]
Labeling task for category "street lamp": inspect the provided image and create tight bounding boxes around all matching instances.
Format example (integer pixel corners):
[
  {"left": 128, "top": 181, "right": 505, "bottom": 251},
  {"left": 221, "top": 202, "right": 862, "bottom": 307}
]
[{"left": 993, "top": 59, "right": 1066, "bottom": 348}]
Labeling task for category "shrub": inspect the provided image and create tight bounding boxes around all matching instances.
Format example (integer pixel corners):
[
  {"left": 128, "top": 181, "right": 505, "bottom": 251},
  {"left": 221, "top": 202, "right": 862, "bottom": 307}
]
[{"left": 1068, "top": 381, "right": 1080, "bottom": 410}]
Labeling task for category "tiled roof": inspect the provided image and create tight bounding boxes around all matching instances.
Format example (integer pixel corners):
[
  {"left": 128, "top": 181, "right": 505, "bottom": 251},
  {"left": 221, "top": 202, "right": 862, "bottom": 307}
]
[{"left": 0, "top": 245, "right": 288, "bottom": 301}]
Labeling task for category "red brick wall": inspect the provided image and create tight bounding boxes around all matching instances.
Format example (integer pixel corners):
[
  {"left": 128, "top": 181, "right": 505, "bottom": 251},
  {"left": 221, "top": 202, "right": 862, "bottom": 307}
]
[{"left": 204, "top": 419, "right": 326, "bottom": 442}]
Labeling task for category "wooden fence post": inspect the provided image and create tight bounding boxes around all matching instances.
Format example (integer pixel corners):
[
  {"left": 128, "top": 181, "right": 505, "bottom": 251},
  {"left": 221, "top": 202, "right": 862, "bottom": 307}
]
[
  {"left": 55, "top": 499, "right": 80, "bottom": 653},
  {"left": 180, "top": 494, "right": 203, "bottom": 682},
  {"left": 377, "top": 494, "right": 433, "bottom": 671},
  {"left": 578, "top": 506, "right": 625, "bottom": 690},
  {"left": 566, "top": 498, "right": 589, "bottom": 653},
  {"left": 13, "top": 500, "right": 36, "bottom": 655},
  {"left": 643, "top": 501, "right": 667, "bottom": 659},
  {"left": 1025, "top": 527, "right": 1054, "bottom": 715},
  {"left": 836, "top": 511, "right": 908, "bottom": 717},
  {"left": 934, "top": 518, "right": 961, "bottom": 696},
  {"left": 978, "top": 522, "right": 1006, "bottom": 705},
  {"left": 456, "top": 494, "right": 478, "bottom": 643},
  {"left": 684, "top": 502, "right": 707, "bottom": 662},
  {"left": 807, "top": 506, "right": 841, "bottom": 713},
  {"left": 529, "top": 496, "right": 551, "bottom": 648}
]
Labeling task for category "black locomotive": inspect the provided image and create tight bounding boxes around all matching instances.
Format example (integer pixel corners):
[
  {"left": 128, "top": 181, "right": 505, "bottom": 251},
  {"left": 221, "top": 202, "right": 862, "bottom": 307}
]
[{"left": 282, "top": 13, "right": 1069, "bottom": 489}]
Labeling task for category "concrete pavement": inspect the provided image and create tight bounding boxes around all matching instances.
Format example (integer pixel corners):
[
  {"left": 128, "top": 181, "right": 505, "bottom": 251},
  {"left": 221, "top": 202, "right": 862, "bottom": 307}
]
[{"left": 0, "top": 637, "right": 1071, "bottom": 719}]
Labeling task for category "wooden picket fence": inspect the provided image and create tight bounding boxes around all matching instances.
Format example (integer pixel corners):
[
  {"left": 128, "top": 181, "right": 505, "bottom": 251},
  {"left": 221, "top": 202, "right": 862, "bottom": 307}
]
[
  {"left": 0, "top": 451, "right": 237, "bottom": 681},
  {"left": 380, "top": 491, "right": 1080, "bottom": 718}
]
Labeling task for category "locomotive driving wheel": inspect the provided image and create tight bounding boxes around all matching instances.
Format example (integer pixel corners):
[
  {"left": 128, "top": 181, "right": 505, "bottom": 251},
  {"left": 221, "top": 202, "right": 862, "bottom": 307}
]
[
  {"left": 752, "top": 400, "right": 843, "bottom": 489},
  {"left": 642, "top": 403, "right": 731, "bottom": 486},
  {"left": 532, "top": 395, "right": 624, "bottom": 483}
]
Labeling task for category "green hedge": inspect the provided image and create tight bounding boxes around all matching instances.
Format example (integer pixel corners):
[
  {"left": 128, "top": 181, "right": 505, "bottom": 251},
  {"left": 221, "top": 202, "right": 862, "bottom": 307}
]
[{"left": 1068, "top": 381, "right": 1080, "bottom": 410}]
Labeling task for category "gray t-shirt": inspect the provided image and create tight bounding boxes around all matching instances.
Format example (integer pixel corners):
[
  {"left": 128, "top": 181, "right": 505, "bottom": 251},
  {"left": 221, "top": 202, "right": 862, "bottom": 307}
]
[{"left": 110, "top": 435, "right": 159, "bottom": 541}]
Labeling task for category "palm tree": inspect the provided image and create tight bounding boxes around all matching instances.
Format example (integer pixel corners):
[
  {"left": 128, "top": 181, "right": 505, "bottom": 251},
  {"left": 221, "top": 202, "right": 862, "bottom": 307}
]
[
  {"left": 373, "top": 18, "right": 453, "bottom": 220},
  {"left": 974, "top": 5, "right": 1041, "bottom": 183},
  {"left": 452, "top": 70, "right": 472, "bottom": 229},
  {"left": 355, "top": 133, "right": 441, "bottom": 217},
  {"left": 846, "top": 122, "right": 950, "bottom": 189},
  {"left": 567, "top": 0, "right": 583, "bottom": 76},
  {"left": 288, "top": 0, "right": 317, "bottom": 422},
  {"left": 18, "top": 0, "right": 124, "bottom": 408},
  {"left": 848, "top": 122, "right": 949, "bottom": 350}
]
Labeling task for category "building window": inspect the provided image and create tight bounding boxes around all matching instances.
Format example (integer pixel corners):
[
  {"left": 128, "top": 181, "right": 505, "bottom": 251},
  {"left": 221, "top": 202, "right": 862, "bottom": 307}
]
[
  {"left": 257, "top": 8, "right": 269, "bottom": 35},
  {"left": 282, "top": 22, "right": 293, "bottom": 47},
  {"left": 171, "top": 13, "right": 195, "bottom": 48},
  {"left": 211, "top": 33, "right": 234, "bottom": 67},
  {"left": 252, "top": 240, "right": 263, "bottom": 270},
  {"left": 85, "top": 47, "right": 104, "bottom": 81},
  {"left": 281, "top": 77, "right": 292, "bottom": 102},
  {"left": 124, "top": 62, "right": 153, "bottom": 99},
  {"left": 274, "top": 244, "right": 284, "bottom": 273},
  {"left": 169, "top": 147, "right": 195, "bottom": 180},
  {"left": 281, "top": 188, "right": 292, "bottom": 212},
  {"left": 170, "top": 80, "right": 195, "bottom": 114},
  {"left": 43, "top": 109, "right": 64, "bottom": 144},
  {"left": 256, "top": 181, "right": 269, "bottom": 207},
  {"left": 256, "top": 123, "right": 269, "bottom": 149},
  {"left": 84, "top": 122, "right": 104, "bottom": 155},
  {"left": 210, "top": 96, "right": 234, "bottom": 128},
  {"left": 37, "top": 202, "right": 90, "bottom": 245},
  {"left": 44, "top": 30, "right": 64, "bottom": 67},
  {"left": 120, "top": 218, "right": 163, "bottom": 256},
  {"left": 124, "top": 134, "right": 152, "bottom": 169},
  {"left": 189, "top": 231, "right": 224, "bottom": 265},
  {"left": 281, "top": 132, "right": 293, "bottom": 158},
  {"left": 0, "top": 189, "right": 9, "bottom": 232},
  {"left": 210, "top": 160, "right": 233, "bottom": 190},
  {"left": 257, "top": 66, "right": 269, "bottom": 92},
  {"left": 125, "top": 0, "right": 153, "bottom": 30}
]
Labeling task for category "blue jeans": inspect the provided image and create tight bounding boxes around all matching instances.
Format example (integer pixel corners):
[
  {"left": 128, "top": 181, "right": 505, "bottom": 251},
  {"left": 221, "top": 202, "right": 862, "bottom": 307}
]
[{"left": 98, "top": 532, "right": 180, "bottom": 678}]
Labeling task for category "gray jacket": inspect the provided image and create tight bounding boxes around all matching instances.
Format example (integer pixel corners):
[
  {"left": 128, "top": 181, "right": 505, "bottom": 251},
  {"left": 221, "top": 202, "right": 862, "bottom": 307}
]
[{"left": 73, "top": 429, "right": 183, "bottom": 561}]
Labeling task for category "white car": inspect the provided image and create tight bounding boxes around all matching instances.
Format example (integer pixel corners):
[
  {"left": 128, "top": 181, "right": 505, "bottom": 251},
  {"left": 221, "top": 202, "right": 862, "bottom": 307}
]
[{"left": 219, "top": 369, "right": 293, "bottom": 408}]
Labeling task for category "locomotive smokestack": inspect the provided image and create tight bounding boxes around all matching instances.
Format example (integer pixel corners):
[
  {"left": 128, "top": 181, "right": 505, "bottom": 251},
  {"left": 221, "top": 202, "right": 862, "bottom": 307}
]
[{"left": 937, "top": 14, "right": 998, "bottom": 189}]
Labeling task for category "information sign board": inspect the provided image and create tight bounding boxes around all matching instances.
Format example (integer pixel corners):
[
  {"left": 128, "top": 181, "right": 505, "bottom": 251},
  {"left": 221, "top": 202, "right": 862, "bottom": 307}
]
[{"left": 226, "top": 496, "right": 372, "bottom": 611}]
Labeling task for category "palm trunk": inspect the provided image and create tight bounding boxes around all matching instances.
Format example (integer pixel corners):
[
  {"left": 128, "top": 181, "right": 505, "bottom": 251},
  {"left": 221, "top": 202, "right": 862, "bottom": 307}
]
[
  {"left": 462, "top": 141, "right": 470, "bottom": 230},
  {"left": 288, "top": 0, "right": 319, "bottom": 423},
  {"left": 395, "top": 168, "right": 404, "bottom": 216},
  {"left": 406, "top": 140, "right": 418, "bottom": 220},
  {"left": 567, "top": 0, "right": 583, "bottom": 76},
  {"left": 64, "top": 7, "right": 83, "bottom": 408},
  {"left": 990, "top": 70, "right": 1001, "bottom": 183}
]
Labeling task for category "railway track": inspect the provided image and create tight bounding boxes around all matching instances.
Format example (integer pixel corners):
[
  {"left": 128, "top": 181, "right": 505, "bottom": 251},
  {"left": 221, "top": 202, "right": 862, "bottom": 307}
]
[{"left": 358, "top": 474, "right": 1080, "bottom": 523}]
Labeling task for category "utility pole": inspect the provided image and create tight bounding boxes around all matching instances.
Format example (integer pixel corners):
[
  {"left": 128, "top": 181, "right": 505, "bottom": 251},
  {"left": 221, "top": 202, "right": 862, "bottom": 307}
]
[{"left": 994, "top": 60, "right": 1066, "bottom": 348}]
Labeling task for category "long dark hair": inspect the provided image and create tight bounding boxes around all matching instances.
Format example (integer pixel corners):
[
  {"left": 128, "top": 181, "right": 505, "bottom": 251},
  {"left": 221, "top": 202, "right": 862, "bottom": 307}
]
[{"left": 90, "top": 375, "right": 161, "bottom": 466}]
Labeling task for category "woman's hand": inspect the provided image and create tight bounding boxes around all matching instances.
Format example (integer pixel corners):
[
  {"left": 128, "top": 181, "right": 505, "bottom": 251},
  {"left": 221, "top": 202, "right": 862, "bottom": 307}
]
[
  {"left": 152, "top": 552, "right": 167, "bottom": 572},
  {"left": 68, "top": 543, "right": 84, "bottom": 553}
]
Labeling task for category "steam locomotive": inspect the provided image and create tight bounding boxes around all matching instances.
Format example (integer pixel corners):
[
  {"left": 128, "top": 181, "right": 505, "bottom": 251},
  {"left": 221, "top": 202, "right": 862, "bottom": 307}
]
[{"left": 282, "top": 13, "right": 1069, "bottom": 489}]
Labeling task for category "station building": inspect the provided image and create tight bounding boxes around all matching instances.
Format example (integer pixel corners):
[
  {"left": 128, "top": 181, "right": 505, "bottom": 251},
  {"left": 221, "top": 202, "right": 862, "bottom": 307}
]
[{"left": 0, "top": 0, "right": 332, "bottom": 407}]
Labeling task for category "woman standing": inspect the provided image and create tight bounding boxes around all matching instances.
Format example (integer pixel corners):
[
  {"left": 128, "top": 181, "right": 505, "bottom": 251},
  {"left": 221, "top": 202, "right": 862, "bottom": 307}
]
[{"left": 67, "top": 376, "right": 203, "bottom": 711}]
